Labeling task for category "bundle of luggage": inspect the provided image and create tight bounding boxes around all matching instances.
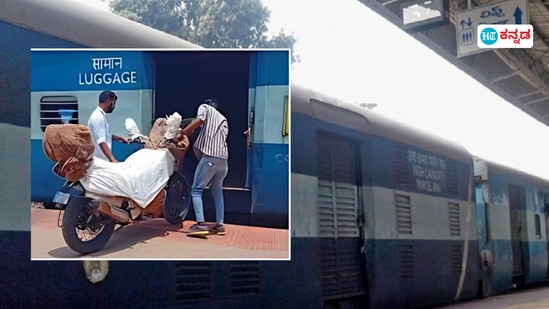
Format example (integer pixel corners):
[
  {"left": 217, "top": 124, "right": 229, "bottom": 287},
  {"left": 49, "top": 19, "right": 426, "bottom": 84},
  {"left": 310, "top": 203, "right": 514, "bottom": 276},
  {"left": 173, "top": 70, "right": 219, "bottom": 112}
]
[
  {"left": 43, "top": 124, "right": 95, "bottom": 181},
  {"left": 42, "top": 113, "right": 191, "bottom": 182}
]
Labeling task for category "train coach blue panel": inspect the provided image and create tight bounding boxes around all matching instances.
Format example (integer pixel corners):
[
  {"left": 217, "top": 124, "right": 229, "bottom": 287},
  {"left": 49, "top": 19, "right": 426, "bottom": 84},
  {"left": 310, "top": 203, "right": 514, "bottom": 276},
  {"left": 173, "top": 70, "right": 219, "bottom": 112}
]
[
  {"left": 248, "top": 50, "right": 290, "bottom": 227},
  {"left": 292, "top": 112, "right": 471, "bottom": 200},
  {"left": 1, "top": 230, "right": 321, "bottom": 308},
  {"left": 366, "top": 239, "right": 480, "bottom": 308},
  {"left": 31, "top": 50, "right": 155, "bottom": 92},
  {"left": 249, "top": 50, "right": 290, "bottom": 88},
  {"left": 0, "top": 22, "right": 83, "bottom": 127},
  {"left": 250, "top": 143, "right": 288, "bottom": 227}
]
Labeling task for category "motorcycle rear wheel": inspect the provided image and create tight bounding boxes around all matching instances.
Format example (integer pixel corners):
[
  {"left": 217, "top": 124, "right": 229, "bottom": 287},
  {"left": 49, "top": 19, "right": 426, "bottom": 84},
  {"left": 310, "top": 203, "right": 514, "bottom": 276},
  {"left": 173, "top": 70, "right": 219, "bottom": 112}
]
[{"left": 62, "top": 197, "right": 115, "bottom": 255}]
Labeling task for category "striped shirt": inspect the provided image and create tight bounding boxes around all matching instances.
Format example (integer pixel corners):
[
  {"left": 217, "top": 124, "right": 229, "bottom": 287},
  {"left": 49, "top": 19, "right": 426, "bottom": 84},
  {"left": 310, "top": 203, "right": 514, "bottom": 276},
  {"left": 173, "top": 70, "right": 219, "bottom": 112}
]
[{"left": 193, "top": 104, "right": 228, "bottom": 160}]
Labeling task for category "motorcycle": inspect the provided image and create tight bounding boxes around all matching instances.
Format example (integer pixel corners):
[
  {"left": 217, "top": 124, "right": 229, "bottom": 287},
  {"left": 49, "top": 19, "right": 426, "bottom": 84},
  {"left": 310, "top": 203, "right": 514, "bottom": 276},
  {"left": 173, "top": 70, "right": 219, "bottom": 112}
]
[{"left": 50, "top": 118, "right": 194, "bottom": 255}]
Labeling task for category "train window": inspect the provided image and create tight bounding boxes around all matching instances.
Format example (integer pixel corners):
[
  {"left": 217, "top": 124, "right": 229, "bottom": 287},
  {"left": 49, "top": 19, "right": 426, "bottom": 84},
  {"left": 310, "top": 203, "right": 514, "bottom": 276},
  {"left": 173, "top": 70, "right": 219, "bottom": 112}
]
[
  {"left": 283, "top": 95, "right": 289, "bottom": 136},
  {"left": 39, "top": 96, "right": 79, "bottom": 131},
  {"left": 535, "top": 214, "right": 541, "bottom": 239},
  {"left": 448, "top": 202, "right": 461, "bottom": 237},
  {"left": 446, "top": 161, "right": 458, "bottom": 196},
  {"left": 393, "top": 146, "right": 409, "bottom": 191},
  {"left": 395, "top": 194, "right": 412, "bottom": 235}
]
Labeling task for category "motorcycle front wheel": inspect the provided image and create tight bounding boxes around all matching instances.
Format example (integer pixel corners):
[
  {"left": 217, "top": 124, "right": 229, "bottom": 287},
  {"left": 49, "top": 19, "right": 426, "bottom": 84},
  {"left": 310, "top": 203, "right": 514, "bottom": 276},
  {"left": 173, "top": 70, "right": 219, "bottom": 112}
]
[{"left": 61, "top": 197, "right": 115, "bottom": 255}]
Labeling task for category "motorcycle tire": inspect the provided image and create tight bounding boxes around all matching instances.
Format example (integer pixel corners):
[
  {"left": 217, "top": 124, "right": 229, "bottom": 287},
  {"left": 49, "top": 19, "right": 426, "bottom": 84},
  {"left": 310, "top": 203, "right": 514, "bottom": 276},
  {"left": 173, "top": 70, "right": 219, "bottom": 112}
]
[
  {"left": 62, "top": 196, "right": 115, "bottom": 255},
  {"left": 163, "top": 171, "right": 191, "bottom": 225}
]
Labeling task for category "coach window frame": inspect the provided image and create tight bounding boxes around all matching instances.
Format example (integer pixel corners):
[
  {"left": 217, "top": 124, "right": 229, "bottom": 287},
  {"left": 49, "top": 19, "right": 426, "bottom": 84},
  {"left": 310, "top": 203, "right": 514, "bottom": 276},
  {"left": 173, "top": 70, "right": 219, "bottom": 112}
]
[{"left": 39, "top": 95, "right": 79, "bottom": 131}]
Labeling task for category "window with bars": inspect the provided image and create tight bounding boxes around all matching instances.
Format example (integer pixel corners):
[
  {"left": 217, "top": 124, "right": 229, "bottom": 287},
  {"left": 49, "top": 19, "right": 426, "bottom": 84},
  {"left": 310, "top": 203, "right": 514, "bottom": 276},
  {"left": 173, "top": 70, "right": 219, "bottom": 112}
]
[{"left": 39, "top": 96, "right": 79, "bottom": 131}]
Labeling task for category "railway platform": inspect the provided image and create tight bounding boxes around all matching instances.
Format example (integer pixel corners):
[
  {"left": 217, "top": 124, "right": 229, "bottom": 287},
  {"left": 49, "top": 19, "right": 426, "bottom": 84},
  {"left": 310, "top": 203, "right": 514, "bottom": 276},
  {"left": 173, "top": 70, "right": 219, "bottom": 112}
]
[
  {"left": 31, "top": 208, "right": 289, "bottom": 260},
  {"left": 437, "top": 285, "right": 549, "bottom": 309}
]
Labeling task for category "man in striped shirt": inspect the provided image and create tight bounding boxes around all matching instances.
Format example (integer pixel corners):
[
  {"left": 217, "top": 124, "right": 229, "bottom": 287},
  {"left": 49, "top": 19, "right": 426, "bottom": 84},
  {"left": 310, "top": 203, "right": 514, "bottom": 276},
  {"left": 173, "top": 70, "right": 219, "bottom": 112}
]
[{"left": 181, "top": 99, "right": 228, "bottom": 234}]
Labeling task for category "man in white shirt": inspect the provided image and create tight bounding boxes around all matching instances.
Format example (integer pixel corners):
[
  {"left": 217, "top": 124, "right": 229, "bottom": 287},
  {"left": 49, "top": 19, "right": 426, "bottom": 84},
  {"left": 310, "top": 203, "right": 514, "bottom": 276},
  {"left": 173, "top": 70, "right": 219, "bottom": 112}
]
[
  {"left": 87, "top": 90, "right": 127, "bottom": 163},
  {"left": 181, "top": 99, "right": 229, "bottom": 235}
]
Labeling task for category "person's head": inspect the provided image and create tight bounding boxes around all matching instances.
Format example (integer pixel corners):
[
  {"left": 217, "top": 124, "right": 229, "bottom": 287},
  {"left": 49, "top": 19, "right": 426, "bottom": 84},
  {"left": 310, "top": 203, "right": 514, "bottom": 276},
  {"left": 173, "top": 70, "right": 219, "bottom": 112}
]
[
  {"left": 99, "top": 90, "right": 118, "bottom": 114},
  {"left": 203, "top": 99, "right": 219, "bottom": 109}
]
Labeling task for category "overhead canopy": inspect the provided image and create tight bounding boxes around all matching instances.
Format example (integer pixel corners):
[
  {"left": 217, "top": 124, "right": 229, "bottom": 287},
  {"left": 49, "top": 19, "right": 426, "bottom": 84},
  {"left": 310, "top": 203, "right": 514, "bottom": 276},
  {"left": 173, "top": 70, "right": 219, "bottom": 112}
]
[{"left": 359, "top": 0, "right": 549, "bottom": 126}]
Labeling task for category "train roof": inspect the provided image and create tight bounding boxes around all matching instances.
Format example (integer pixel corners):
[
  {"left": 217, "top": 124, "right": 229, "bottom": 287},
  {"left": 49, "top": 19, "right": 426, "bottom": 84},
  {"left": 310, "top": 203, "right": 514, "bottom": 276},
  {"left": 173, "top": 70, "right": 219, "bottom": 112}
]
[
  {"left": 474, "top": 156, "right": 549, "bottom": 186},
  {"left": 291, "top": 84, "right": 473, "bottom": 164},
  {"left": 1, "top": 0, "right": 202, "bottom": 49}
]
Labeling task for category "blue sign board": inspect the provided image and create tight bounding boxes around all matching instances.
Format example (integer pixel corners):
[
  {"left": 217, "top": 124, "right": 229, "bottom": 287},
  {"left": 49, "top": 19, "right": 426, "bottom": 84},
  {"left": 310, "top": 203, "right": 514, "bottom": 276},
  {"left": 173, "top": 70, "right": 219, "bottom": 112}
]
[
  {"left": 31, "top": 50, "right": 155, "bottom": 91},
  {"left": 455, "top": 0, "right": 529, "bottom": 57}
]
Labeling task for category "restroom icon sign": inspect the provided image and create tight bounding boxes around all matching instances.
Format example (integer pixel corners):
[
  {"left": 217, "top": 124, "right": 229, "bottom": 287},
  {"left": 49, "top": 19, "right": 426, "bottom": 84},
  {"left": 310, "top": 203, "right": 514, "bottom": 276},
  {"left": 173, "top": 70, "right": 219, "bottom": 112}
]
[{"left": 461, "top": 28, "right": 474, "bottom": 45}]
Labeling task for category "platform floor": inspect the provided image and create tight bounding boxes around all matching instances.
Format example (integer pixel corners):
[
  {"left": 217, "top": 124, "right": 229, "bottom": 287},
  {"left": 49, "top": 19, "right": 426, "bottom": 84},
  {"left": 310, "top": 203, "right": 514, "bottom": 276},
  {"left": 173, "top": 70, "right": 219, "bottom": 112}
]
[
  {"left": 31, "top": 208, "right": 290, "bottom": 260},
  {"left": 438, "top": 284, "right": 549, "bottom": 309}
]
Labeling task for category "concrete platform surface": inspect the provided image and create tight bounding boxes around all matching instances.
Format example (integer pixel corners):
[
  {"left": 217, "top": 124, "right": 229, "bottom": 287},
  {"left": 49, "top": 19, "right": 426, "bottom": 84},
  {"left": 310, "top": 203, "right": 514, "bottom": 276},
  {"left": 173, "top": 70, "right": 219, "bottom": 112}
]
[
  {"left": 31, "top": 208, "right": 290, "bottom": 260},
  {"left": 437, "top": 285, "right": 549, "bottom": 309}
]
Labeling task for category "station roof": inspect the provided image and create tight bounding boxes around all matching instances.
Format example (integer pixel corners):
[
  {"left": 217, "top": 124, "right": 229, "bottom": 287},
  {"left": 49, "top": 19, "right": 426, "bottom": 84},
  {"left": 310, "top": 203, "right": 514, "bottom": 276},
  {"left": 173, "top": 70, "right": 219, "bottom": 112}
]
[{"left": 359, "top": 0, "right": 549, "bottom": 126}]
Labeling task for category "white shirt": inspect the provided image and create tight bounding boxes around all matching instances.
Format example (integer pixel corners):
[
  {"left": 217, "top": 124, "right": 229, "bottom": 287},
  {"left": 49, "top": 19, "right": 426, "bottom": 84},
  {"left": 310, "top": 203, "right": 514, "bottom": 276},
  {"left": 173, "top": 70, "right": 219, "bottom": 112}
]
[
  {"left": 87, "top": 106, "right": 112, "bottom": 161},
  {"left": 193, "top": 104, "right": 228, "bottom": 160}
]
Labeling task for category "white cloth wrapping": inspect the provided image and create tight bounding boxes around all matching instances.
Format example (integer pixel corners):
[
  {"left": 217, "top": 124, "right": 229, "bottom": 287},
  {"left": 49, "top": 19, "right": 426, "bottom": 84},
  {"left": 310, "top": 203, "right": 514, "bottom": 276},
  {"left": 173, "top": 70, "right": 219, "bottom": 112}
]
[
  {"left": 124, "top": 118, "right": 145, "bottom": 140},
  {"left": 164, "top": 112, "right": 182, "bottom": 139},
  {"left": 80, "top": 148, "right": 175, "bottom": 208}
]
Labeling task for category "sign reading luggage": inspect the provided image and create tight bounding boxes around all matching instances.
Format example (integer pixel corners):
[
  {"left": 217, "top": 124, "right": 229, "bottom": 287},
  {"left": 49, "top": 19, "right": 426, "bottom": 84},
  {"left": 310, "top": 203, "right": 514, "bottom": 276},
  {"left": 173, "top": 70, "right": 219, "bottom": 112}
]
[
  {"left": 31, "top": 50, "right": 154, "bottom": 91},
  {"left": 78, "top": 57, "right": 138, "bottom": 86}
]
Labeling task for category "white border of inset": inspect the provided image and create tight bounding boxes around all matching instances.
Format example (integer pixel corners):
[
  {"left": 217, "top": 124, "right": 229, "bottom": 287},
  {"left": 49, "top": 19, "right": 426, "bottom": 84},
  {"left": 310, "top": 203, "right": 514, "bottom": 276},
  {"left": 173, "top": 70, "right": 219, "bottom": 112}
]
[{"left": 30, "top": 47, "right": 292, "bottom": 262}]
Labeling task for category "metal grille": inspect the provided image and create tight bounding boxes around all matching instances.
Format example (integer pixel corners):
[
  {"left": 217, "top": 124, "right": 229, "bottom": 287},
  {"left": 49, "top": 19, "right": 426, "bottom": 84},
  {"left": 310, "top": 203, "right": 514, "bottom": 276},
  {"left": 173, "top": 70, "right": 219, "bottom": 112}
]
[
  {"left": 451, "top": 244, "right": 463, "bottom": 274},
  {"left": 230, "top": 262, "right": 260, "bottom": 296},
  {"left": 446, "top": 160, "right": 458, "bottom": 195},
  {"left": 39, "top": 96, "right": 78, "bottom": 131},
  {"left": 174, "top": 262, "right": 212, "bottom": 303},
  {"left": 396, "top": 194, "right": 412, "bottom": 235},
  {"left": 393, "top": 146, "right": 409, "bottom": 191},
  {"left": 318, "top": 178, "right": 336, "bottom": 237},
  {"left": 449, "top": 202, "right": 461, "bottom": 236},
  {"left": 398, "top": 244, "right": 414, "bottom": 279},
  {"left": 317, "top": 132, "right": 364, "bottom": 299}
]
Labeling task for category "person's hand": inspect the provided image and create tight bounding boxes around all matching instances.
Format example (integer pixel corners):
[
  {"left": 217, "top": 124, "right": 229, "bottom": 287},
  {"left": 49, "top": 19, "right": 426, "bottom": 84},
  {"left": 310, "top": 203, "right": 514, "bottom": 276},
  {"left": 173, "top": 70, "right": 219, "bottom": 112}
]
[{"left": 110, "top": 158, "right": 119, "bottom": 163}]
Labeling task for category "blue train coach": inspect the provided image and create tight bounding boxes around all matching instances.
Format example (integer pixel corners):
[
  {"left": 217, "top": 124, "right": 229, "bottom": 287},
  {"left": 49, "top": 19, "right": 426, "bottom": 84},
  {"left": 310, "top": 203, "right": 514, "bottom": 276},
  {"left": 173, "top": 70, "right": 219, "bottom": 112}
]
[
  {"left": 2, "top": 0, "right": 549, "bottom": 308},
  {"left": 473, "top": 157, "right": 549, "bottom": 297},
  {"left": 291, "top": 85, "right": 480, "bottom": 308}
]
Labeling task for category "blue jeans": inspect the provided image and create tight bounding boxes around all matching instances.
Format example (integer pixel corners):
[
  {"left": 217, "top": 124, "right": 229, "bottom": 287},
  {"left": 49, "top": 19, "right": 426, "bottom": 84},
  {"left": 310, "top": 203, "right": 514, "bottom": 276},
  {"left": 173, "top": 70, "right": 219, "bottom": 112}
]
[{"left": 191, "top": 155, "right": 228, "bottom": 225}]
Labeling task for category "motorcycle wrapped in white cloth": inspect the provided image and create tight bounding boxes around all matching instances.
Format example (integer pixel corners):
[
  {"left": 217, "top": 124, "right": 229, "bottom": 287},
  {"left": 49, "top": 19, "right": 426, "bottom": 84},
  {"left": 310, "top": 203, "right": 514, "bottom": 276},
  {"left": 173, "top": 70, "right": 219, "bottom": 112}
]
[{"left": 48, "top": 113, "right": 193, "bottom": 255}]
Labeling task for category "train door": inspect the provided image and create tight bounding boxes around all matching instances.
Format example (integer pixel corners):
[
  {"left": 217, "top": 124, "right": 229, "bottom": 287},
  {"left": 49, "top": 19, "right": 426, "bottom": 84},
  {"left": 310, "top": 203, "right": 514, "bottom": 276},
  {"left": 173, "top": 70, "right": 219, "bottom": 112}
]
[
  {"left": 316, "top": 132, "right": 367, "bottom": 306},
  {"left": 508, "top": 184, "right": 527, "bottom": 282},
  {"left": 544, "top": 194, "right": 549, "bottom": 279},
  {"left": 152, "top": 51, "right": 252, "bottom": 225}
]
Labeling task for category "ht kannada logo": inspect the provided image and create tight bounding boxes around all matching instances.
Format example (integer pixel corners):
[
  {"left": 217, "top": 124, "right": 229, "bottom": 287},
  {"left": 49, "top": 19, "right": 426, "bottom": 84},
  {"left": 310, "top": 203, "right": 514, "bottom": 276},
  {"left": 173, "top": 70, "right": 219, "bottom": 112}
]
[
  {"left": 477, "top": 24, "right": 534, "bottom": 49},
  {"left": 479, "top": 27, "right": 498, "bottom": 46}
]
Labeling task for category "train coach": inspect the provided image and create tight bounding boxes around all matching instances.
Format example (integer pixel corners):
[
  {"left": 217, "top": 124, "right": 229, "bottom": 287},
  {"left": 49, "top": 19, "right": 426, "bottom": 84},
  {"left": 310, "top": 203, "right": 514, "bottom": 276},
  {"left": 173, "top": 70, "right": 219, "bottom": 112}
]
[
  {"left": 2, "top": 0, "right": 549, "bottom": 308},
  {"left": 291, "top": 84, "right": 480, "bottom": 308},
  {"left": 473, "top": 157, "right": 549, "bottom": 297},
  {"left": 291, "top": 85, "right": 549, "bottom": 308}
]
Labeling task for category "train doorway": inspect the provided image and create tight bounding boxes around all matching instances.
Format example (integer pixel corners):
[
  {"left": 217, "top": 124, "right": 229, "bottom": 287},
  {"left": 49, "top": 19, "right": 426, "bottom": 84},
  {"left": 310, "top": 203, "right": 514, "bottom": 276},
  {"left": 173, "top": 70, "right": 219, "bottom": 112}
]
[
  {"left": 152, "top": 51, "right": 251, "bottom": 224},
  {"left": 316, "top": 132, "right": 367, "bottom": 306},
  {"left": 508, "top": 184, "right": 527, "bottom": 283},
  {"left": 544, "top": 194, "right": 549, "bottom": 279}
]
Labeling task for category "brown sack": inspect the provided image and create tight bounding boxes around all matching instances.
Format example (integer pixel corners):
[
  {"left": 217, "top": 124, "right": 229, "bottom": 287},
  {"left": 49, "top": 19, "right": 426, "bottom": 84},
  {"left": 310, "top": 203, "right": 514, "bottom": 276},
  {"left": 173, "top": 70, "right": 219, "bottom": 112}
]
[{"left": 43, "top": 124, "right": 95, "bottom": 181}]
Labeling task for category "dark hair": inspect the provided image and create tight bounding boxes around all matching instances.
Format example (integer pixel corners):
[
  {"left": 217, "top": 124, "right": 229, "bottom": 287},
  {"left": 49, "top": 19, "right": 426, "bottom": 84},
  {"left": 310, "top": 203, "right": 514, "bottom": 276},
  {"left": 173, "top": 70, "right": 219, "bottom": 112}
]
[
  {"left": 99, "top": 90, "right": 118, "bottom": 103},
  {"left": 203, "top": 99, "right": 218, "bottom": 109}
]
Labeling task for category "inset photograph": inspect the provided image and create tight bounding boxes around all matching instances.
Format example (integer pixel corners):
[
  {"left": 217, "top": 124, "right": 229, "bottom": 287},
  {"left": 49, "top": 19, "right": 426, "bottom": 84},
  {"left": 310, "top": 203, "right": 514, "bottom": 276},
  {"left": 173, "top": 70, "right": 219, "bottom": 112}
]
[{"left": 30, "top": 48, "right": 290, "bottom": 260}]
